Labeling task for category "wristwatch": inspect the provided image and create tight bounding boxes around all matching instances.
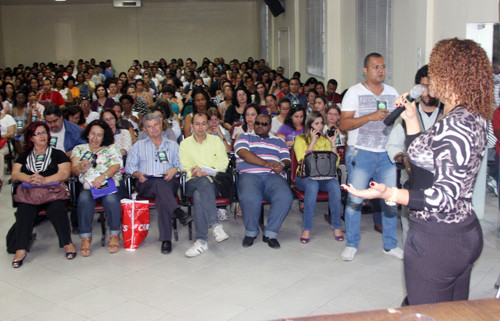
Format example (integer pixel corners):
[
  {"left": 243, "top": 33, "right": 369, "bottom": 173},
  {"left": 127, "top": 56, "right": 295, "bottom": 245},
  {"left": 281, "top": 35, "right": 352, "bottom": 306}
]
[
  {"left": 103, "top": 173, "right": 109, "bottom": 180},
  {"left": 279, "top": 161, "right": 286, "bottom": 168},
  {"left": 385, "top": 187, "right": 398, "bottom": 206}
]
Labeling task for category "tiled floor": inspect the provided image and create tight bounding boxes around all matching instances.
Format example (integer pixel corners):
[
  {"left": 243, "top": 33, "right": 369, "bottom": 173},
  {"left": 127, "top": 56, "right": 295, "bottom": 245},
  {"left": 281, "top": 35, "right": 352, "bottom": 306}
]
[{"left": 0, "top": 185, "right": 498, "bottom": 321}]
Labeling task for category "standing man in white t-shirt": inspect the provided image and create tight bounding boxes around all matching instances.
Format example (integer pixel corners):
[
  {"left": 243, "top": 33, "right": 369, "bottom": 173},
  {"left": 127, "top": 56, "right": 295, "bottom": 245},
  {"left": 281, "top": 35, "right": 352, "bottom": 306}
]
[{"left": 339, "top": 53, "right": 403, "bottom": 262}]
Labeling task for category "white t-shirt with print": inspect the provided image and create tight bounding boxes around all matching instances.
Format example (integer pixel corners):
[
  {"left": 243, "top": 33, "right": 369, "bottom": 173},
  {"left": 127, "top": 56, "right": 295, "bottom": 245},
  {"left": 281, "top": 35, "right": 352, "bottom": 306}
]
[{"left": 341, "top": 82, "right": 398, "bottom": 152}]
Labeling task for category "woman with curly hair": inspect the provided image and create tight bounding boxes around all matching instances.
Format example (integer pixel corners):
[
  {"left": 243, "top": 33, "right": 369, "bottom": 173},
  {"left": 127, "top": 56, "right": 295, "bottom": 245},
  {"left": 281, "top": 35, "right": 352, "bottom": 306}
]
[{"left": 342, "top": 38, "right": 493, "bottom": 305}]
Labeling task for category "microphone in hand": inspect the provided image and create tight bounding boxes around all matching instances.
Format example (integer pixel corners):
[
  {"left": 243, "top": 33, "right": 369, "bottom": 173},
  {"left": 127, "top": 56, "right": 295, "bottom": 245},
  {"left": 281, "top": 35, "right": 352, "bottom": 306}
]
[{"left": 383, "top": 84, "right": 426, "bottom": 126}]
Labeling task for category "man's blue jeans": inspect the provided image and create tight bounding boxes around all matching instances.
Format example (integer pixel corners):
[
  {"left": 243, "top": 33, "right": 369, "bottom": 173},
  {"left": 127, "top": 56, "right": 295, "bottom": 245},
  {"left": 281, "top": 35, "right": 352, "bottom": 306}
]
[
  {"left": 344, "top": 146, "right": 398, "bottom": 250},
  {"left": 237, "top": 173, "right": 293, "bottom": 238},
  {"left": 78, "top": 189, "right": 122, "bottom": 239},
  {"left": 295, "top": 176, "right": 342, "bottom": 230}
]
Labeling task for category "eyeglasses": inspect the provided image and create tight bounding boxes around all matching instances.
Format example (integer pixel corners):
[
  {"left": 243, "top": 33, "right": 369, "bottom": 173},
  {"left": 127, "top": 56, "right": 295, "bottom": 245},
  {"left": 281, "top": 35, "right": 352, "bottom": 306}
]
[
  {"left": 33, "top": 131, "right": 48, "bottom": 136},
  {"left": 80, "top": 104, "right": 90, "bottom": 107},
  {"left": 255, "top": 121, "right": 269, "bottom": 127},
  {"left": 237, "top": 93, "right": 246, "bottom": 97}
]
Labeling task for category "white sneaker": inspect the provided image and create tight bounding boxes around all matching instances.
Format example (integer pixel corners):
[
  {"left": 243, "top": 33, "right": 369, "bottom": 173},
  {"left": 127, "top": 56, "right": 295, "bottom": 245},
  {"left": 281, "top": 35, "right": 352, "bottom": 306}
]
[
  {"left": 217, "top": 208, "right": 228, "bottom": 221},
  {"left": 185, "top": 240, "right": 208, "bottom": 257},
  {"left": 383, "top": 247, "right": 404, "bottom": 260},
  {"left": 341, "top": 246, "right": 358, "bottom": 261},
  {"left": 213, "top": 224, "right": 229, "bottom": 243}
]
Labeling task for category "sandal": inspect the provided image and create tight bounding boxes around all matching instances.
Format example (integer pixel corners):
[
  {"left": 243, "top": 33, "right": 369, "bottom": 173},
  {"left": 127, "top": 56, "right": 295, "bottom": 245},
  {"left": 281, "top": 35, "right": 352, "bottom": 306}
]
[
  {"left": 333, "top": 229, "right": 344, "bottom": 242},
  {"left": 237, "top": 204, "right": 243, "bottom": 217},
  {"left": 300, "top": 230, "right": 310, "bottom": 244},
  {"left": 12, "top": 250, "right": 27, "bottom": 268},
  {"left": 64, "top": 243, "right": 77, "bottom": 259},
  {"left": 80, "top": 238, "right": 91, "bottom": 257},
  {"left": 108, "top": 235, "right": 120, "bottom": 254}
]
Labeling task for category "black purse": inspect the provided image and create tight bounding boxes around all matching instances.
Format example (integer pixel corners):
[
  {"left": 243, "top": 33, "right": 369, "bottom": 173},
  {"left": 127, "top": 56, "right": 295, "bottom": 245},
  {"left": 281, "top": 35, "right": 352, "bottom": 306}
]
[
  {"left": 212, "top": 171, "right": 235, "bottom": 199},
  {"left": 300, "top": 151, "right": 337, "bottom": 180}
]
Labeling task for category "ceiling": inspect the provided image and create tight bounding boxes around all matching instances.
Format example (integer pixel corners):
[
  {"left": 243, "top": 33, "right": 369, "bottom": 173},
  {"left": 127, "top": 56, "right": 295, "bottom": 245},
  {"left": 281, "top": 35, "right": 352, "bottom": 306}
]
[{"left": 0, "top": 0, "right": 252, "bottom": 5}]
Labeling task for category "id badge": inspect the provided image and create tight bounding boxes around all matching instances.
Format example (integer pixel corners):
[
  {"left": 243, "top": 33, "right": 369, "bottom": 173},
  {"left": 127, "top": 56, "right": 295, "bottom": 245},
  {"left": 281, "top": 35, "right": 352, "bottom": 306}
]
[
  {"left": 377, "top": 100, "right": 388, "bottom": 110},
  {"left": 79, "top": 150, "right": 93, "bottom": 162},
  {"left": 16, "top": 120, "right": 24, "bottom": 128},
  {"left": 49, "top": 137, "right": 58, "bottom": 147},
  {"left": 157, "top": 150, "right": 169, "bottom": 163},
  {"left": 36, "top": 154, "right": 46, "bottom": 162}
]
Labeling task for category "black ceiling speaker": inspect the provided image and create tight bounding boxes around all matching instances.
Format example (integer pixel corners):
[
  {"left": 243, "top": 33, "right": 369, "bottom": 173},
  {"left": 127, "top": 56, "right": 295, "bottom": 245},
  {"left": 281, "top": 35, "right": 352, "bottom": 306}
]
[{"left": 264, "top": 0, "right": 285, "bottom": 17}]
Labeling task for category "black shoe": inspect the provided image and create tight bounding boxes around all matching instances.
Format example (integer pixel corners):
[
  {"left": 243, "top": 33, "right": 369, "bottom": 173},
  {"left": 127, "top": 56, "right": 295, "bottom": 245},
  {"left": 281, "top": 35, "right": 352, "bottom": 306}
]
[
  {"left": 161, "top": 241, "right": 172, "bottom": 254},
  {"left": 374, "top": 225, "right": 383, "bottom": 234},
  {"left": 12, "top": 254, "right": 26, "bottom": 268},
  {"left": 262, "top": 236, "right": 280, "bottom": 249},
  {"left": 242, "top": 236, "right": 256, "bottom": 248},
  {"left": 71, "top": 226, "right": 80, "bottom": 235},
  {"left": 174, "top": 208, "right": 193, "bottom": 226}
]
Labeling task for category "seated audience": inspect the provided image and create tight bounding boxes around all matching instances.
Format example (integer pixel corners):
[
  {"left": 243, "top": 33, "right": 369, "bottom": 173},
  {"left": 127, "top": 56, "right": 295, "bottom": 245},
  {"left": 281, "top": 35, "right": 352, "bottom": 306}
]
[
  {"left": 80, "top": 97, "right": 99, "bottom": 125},
  {"left": 293, "top": 111, "right": 343, "bottom": 243},
  {"left": 44, "top": 104, "right": 86, "bottom": 156},
  {"left": 100, "top": 108, "right": 133, "bottom": 156},
  {"left": 207, "top": 107, "right": 232, "bottom": 152},
  {"left": 119, "top": 94, "right": 142, "bottom": 133},
  {"left": 91, "top": 84, "right": 114, "bottom": 112},
  {"left": 37, "top": 79, "right": 65, "bottom": 109},
  {"left": 277, "top": 105, "right": 305, "bottom": 147},
  {"left": 180, "top": 112, "right": 230, "bottom": 257},
  {"left": 125, "top": 113, "right": 192, "bottom": 254},
  {"left": 183, "top": 88, "right": 215, "bottom": 137},
  {"left": 71, "top": 120, "right": 123, "bottom": 256},
  {"left": 11, "top": 121, "right": 76, "bottom": 268},
  {"left": 223, "top": 87, "right": 251, "bottom": 130},
  {"left": 232, "top": 104, "right": 259, "bottom": 140},
  {"left": 0, "top": 102, "right": 15, "bottom": 185},
  {"left": 65, "top": 105, "right": 86, "bottom": 128},
  {"left": 235, "top": 113, "right": 293, "bottom": 249},
  {"left": 138, "top": 106, "right": 177, "bottom": 142},
  {"left": 271, "top": 98, "right": 291, "bottom": 136}
]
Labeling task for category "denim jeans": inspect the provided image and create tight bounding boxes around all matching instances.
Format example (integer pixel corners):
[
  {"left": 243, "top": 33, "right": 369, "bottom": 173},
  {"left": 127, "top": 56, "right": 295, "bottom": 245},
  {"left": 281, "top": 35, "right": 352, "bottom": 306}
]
[
  {"left": 344, "top": 146, "right": 398, "bottom": 250},
  {"left": 237, "top": 173, "right": 293, "bottom": 238},
  {"left": 186, "top": 177, "right": 219, "bottom": 241},
  {"left": 295, "top": 176, "right": 342, "bottom": 230},
  {"left": 78, "top": 189, "right": 122, "bottom": 239}
]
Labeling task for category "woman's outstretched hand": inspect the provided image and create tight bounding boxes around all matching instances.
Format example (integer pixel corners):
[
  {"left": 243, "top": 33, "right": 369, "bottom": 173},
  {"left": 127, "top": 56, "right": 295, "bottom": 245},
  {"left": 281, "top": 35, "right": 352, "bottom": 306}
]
[{"left": 341, "top": 182, "right": 389, "bottom": 200}]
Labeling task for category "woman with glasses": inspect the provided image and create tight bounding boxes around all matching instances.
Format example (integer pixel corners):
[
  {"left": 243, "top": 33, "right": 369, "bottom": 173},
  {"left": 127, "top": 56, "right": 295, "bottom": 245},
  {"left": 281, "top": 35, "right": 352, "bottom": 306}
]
[
  {"left": 11, "top": 121, "right": 75, "bottom": 268},
  {"left": 71, "top": 120, "right": 123, "bottom": 256}
]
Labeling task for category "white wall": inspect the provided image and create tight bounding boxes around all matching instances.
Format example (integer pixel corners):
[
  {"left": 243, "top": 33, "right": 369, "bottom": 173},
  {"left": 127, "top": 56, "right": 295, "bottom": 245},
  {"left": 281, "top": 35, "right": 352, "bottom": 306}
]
[
  {"left": 392, "top": 0, "right": 499, "bottom": 93},
  {"left": 0, "top": 1, "right": 259, "bottom": 73}
]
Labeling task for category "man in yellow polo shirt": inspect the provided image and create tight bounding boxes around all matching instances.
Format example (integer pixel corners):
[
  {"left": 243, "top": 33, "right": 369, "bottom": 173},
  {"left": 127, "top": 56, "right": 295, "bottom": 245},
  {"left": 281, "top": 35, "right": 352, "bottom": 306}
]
[{"left": 180, "top": 112, "right": 230, "bottom": 257}]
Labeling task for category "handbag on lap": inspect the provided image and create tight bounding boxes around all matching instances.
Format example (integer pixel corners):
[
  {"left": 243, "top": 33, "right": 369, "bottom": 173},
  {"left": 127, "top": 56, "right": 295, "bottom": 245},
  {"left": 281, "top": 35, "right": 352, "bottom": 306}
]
[{"left": 299, "top": 151, "right": 337, "bottom": 180}]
